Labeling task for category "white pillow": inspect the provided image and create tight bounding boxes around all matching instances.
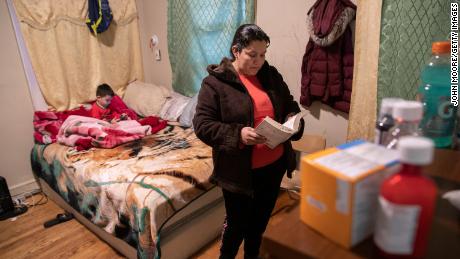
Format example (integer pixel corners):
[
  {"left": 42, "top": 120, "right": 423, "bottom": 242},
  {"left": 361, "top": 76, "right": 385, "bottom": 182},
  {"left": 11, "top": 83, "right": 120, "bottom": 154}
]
[
  {"left": 179, "top": 93, "right": 198, "bottom": 128},
  {"left": 123, "top": 80, "right": 171, "bottom": 117},
  {"left": 159, "top": 92, "right": 191, "bottom": 121}
]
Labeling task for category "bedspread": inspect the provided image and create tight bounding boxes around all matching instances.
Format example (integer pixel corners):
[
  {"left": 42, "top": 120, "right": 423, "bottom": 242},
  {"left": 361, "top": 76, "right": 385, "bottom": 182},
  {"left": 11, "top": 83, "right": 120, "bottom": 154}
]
[{"left": 31, "top": 125, "right": 214, "bottom": 258}]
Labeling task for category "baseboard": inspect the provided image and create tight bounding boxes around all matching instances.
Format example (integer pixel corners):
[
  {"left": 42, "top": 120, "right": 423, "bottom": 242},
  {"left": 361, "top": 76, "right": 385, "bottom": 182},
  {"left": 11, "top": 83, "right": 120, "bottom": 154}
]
[{"left": 9, "top": 178, "right": 40, "bottom": 196}]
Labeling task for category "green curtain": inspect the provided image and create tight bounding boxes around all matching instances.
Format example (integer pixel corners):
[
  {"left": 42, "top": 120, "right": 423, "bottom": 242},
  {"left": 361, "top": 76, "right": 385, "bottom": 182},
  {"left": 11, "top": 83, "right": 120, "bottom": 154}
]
[
  {"left": 167, "top": 0, "right": 255, "bottom": 96},
  {"left": 377, "top": 0, "right": 453, "bottom": 110}
]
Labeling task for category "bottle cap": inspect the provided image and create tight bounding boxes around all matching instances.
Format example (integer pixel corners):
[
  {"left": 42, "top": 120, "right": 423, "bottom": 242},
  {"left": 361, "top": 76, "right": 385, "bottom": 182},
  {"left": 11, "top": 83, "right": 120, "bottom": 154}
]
[
  {"left": 392, "top": 101, "right": 423, "bottom": 122},
  {"left": 398, "top": 136, "right": 434, "bottom": 165},
  {"left": 380, "top": 98, "right": 403, "bottom": 116},
  {"left": 432, "top": 41, "right": 450, "bottom": 54}
]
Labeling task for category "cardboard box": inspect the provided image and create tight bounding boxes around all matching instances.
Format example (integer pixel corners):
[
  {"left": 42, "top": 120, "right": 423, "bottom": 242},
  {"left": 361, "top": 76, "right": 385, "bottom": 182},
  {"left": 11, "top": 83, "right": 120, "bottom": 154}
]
[{"left": 300, "top": 140, "right": 399, "bottom": 248}]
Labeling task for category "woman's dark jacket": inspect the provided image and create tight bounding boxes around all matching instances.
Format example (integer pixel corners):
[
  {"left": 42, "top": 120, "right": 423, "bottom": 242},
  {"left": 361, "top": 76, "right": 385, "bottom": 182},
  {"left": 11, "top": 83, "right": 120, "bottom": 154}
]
[{"left": 193, "top": 57, "right": 303, "bottom": 196}]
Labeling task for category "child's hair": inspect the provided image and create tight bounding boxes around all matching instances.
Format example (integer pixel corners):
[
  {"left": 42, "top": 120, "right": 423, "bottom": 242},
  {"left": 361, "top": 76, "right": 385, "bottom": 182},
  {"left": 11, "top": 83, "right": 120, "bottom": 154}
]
[{"left": 96, "top": 83, "right": 115, "bottom": 97}]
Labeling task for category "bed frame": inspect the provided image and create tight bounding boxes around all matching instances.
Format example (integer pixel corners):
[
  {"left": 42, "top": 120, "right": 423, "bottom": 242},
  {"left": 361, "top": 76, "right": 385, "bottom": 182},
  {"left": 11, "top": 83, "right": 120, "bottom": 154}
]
[{"left": 39, "top": 178, "right": 225, "bottom": 259}]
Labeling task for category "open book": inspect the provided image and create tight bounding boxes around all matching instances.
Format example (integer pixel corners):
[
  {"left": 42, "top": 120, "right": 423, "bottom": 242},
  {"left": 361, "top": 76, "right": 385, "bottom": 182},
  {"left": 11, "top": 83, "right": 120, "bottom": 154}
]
[{"left": 255, "top": 110, "right": 308, "bottom": 149}]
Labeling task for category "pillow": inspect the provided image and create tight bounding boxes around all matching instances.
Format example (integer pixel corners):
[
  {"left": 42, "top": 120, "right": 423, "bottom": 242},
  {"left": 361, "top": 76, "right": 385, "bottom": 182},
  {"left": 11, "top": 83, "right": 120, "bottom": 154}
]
[
  {"left": 159, "top": 92, "right": 191, "bottom": 121},
  {"left": 122, "top": 80, "right": 171, "bottom": 117},
  {"left": 179, "top": 93, "right": 198, "bottom": 128}
]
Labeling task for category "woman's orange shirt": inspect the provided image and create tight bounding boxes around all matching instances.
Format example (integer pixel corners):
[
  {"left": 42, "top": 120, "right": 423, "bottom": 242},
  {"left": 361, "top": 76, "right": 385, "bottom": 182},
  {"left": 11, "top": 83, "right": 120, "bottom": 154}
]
[{"left": 239, "top": 74, "right": 284, "bottom": 169}]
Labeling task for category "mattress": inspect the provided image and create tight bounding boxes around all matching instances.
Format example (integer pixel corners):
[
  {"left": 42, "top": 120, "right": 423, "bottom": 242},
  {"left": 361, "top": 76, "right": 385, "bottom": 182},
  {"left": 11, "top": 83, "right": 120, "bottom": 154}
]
[
  {"left": 39, "top": 178, "right": 224, "bottom": 259},
  {"left": 31, "top": 125, "right": 224, "bottom": 258}
]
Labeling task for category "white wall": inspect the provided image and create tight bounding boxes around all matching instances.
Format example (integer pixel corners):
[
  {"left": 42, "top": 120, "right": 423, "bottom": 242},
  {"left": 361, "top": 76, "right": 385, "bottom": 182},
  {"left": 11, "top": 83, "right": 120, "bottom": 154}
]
[
  {"left": 256, "top": 0, "right": 349, "bottom": 147},
  {"left": 138, "top": 0, "right": 351, "bottom": 147},
  {"left": 1, "top": 0, "right": 38, "bottom": 195},
  {"left": 136, "top": 0, "right": 172, "bottom": 89}
]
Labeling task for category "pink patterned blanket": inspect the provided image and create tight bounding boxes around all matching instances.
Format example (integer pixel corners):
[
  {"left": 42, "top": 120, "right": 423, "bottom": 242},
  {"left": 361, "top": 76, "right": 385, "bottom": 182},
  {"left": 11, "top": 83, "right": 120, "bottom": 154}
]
[
  {"left": 33, "top": 97, "right": 167, "bottom": 145},
  {"left": 33, "top": 107, "right": 90, "bottom": 144},
  {"left": 57, "top": 115, "right": 152, "bottom": 150}
]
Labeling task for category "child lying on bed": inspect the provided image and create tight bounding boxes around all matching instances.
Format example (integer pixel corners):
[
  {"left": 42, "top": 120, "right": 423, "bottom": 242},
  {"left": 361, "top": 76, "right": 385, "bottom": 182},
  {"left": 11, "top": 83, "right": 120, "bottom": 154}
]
[{"left": 90, "top": 83, "right": 137, "bottom": 122}]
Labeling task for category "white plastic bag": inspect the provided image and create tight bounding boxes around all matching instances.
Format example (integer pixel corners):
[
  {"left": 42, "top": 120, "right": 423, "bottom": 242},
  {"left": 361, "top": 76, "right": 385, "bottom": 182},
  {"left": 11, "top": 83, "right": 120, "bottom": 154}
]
[{"left": 443, "top": 190, "right": 460, "bottom": 210}]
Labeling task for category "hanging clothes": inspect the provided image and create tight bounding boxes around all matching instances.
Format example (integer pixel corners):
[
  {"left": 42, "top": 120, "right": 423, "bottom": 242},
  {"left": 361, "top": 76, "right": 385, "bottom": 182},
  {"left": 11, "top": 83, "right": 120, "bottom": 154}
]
[{"left": 300, "top": 0, "right": 356, "bottom": 113}]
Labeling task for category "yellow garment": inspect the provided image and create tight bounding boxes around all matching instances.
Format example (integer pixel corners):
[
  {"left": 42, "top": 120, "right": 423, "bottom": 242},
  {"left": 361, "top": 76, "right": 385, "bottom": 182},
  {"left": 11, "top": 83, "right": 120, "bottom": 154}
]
[{"left": 13, "top": 0, "right": 143, "bottom": 110}]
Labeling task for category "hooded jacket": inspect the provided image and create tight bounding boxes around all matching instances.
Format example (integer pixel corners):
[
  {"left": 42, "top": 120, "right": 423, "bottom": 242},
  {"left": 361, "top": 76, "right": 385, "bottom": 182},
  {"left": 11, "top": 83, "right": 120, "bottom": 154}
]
[
  {"left": 193, "top": 58, "right": 303, "bottom": 196},
  {"left": 300, "top": 0, "right": 356, "bottom": 113}
]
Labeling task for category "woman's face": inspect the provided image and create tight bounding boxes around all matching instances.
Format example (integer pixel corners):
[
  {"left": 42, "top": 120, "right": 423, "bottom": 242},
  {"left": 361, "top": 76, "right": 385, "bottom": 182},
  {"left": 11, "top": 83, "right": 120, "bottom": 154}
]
[{"left": 232, "top": 40, "right": 267, "bottom": 76}]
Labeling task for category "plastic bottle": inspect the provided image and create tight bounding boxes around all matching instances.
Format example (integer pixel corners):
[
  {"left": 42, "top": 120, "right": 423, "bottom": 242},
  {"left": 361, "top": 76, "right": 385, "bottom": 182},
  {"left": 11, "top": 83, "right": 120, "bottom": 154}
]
[
  {"left": 384, "top": 101, "right": 423, "bottom": 149},
  {"left": 375, "top": 98, "right": 403, "bottom": 145},
  {"left": 418, "top": 41, "right": 457, "bottom": 148},
  {"left": 374, "top": 136, "right": 437, "bottom": 259}
]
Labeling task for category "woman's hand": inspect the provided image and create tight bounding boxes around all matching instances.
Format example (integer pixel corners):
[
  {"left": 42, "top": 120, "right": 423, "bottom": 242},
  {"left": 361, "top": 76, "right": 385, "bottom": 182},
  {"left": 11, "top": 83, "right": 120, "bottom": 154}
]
[{"left": 240, "top": 127, "right": 266, "bottom": 145}]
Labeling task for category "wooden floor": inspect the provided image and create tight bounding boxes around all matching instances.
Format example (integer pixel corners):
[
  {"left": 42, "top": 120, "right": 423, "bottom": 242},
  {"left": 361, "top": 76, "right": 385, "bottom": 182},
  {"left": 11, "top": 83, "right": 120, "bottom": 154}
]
[
  {"left": 0, "top": 191, "right": 296, "bottom": 259},
  {"left": 0, "top": 194, "right": 123, "bottom": 258}
]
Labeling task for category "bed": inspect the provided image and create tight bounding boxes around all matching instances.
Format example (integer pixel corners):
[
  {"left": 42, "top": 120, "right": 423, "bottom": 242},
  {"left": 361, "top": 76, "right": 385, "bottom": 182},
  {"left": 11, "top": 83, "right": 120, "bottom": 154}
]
[{"left": 31, "top": 124, "right": 224, "bottom": 259}]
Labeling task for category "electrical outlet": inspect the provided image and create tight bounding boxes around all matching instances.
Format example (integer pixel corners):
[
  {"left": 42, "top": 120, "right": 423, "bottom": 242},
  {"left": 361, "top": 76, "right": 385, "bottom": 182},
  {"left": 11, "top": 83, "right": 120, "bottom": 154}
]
[
  {"left": 151, "top": 35, "right": 159, "bottom": 47},
  {"left": 155, "top": 49, "right": 161, "bottom": 61}
]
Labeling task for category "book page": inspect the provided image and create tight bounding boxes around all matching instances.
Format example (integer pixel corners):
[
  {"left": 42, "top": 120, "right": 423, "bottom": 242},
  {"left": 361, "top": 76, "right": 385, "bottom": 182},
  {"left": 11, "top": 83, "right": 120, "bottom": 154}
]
[
  {"left": 255, "top": 119, "right": 292, "bottom": 149},
  {"left": 283, "top": 110, "right": 308, "bottom": 130},
  {"left": 255, "top": 110, "right": 308, "bottom": 149}
]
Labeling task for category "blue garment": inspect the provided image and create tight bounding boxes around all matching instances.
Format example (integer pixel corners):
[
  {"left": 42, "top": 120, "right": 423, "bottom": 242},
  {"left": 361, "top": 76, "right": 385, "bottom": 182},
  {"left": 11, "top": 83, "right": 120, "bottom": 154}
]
[{"left": 86, "top": 0, "right": 113, "bottom": 35}]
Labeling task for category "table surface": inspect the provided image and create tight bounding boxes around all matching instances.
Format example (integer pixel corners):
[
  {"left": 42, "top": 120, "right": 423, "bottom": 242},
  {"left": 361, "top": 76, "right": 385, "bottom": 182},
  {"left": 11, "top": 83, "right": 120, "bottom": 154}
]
[{"left": 261, "top": 149, "right": 460, "bottom": 259}]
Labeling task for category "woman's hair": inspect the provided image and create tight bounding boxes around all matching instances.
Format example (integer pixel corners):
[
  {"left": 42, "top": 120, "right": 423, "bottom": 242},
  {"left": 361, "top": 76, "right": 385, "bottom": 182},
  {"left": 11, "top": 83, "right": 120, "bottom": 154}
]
[
  {"left": 229, "top": 24, "right": 270, "bottom": 59},
  {"left": 96, "top": 83, "right": 115, "bottom": 97}
]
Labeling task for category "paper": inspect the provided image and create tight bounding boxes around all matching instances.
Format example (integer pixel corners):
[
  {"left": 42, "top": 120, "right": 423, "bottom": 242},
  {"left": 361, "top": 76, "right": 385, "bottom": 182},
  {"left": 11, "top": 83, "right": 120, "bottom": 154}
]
[{"left": 255, "top": 110, "right": 308, "bottom": 149}]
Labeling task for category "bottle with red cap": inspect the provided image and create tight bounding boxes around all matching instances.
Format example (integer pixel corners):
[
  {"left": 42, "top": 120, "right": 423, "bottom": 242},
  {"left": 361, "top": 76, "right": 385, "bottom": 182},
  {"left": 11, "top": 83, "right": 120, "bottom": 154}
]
[
  {"left": 374, "top": 136, "right": 437, "bottom": 258},
  {"left": 418, "top": 41, "right": 457, "bottom": 148}
]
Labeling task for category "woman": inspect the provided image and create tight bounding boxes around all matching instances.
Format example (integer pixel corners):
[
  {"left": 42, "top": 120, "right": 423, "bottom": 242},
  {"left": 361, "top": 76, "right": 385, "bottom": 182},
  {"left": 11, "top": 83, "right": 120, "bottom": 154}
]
[{"left": 193, "top": 24, "right": 304, "bottom": 259}]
